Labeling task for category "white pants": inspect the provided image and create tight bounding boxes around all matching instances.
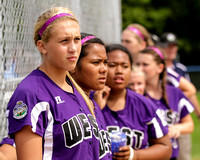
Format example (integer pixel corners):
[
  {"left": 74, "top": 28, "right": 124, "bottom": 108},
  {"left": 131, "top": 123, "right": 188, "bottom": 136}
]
[{"left": 177, "top": 134, "right": 191, "bottom": 160}]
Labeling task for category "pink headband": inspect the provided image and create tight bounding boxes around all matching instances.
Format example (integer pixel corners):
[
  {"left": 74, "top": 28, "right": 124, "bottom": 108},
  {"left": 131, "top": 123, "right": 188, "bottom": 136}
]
[
  {"left": 127, "top": 27, "right": 145, "bottom": 40},
  {"left": 38, "top": 13, "right": 74, "bottom": 37},
  {"left": 147, "top": 46, "right": 164, "bottom": 60},
  {"left": 81, "top": 36, "right": 95, "bottom": 45}
]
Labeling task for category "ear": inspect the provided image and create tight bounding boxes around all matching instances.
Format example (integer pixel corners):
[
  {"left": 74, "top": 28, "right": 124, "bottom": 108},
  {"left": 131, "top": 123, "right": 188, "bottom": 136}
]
[
  {"left": 37, "top": 40, "right": 47, "bottom": 54},
  {"left": 157, "top": 63, "right": 165, "bottom": 74},
  {"left": 139, "top": 41, "right": 147, "bottom": 50}
]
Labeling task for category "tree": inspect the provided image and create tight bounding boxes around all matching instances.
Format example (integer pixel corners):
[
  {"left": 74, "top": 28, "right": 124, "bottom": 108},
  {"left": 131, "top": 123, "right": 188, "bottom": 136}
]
[{"left": 122, "top": 0, "right": 200, "bottom": 65}]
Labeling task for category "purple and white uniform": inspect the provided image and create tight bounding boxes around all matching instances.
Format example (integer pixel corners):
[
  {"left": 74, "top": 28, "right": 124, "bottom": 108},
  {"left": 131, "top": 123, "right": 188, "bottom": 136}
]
[
  {"left": 6, "top": 69, "right": 111, "bottom": 160},
  {"left": 102, "top": 89, "right": 168, "bottom": 150},
  {"left": 0, "top": 137, "right": 15, "bottom": 147},
  {"left": 146, "top": 84, "right": 194, "bottom": 158},
  {"left": 167, "top": 67, "right": 181, "bottom": 88},
  {"left": 93, "top": 100, "right": 112, "bottom": 159}
]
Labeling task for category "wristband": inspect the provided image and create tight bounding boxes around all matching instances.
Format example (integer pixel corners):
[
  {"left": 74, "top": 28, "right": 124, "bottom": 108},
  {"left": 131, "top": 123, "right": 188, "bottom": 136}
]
[{"left": 129, "top": 146, "right": 134, "bottom": 160}]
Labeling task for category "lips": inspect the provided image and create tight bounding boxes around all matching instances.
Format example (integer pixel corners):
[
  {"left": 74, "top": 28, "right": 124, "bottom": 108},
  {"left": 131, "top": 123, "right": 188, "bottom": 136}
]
[
  {"left": 98, "top": 77, "right": 106, "bottom": 83},
  {"left": 114, "top": 76, "right": 124, "bottom": 83},
  {"left": 67, "top": 56, "right": 77, "bottom": 62}
]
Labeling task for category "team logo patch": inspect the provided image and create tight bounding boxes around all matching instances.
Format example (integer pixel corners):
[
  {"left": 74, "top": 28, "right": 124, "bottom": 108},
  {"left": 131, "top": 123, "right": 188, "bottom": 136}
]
[{"left": 13, "top": 101, "right": 28, "bottom": 119}]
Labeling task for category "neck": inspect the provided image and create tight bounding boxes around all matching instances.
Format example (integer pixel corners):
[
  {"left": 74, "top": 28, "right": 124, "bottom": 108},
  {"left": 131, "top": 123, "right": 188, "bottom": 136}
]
[
  {"left": 106, "top": 88, "right": 127, "bottom": 111},
  {"left": 146, "top": 79, "right": 162, "bottom": 99},
  {"left": 39, "top": 64, "right": 72, "bottom": 92},
  {"left": 165, "top": 59, "right": 173, "bottom": 68},
  {"left": 109, "top": 88, "right": 126, "bottom": 100}
]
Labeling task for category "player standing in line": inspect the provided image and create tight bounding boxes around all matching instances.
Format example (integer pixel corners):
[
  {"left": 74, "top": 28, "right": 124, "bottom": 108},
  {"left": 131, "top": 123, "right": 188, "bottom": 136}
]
[
  {"left": 121, "top": 23, "right": 154, "bottom": 61},
  {"left": 158, "top": 33, "right": 200, "bottom": 160},
  {"left": 5, "top": 7, "right": 109, "bottom": 160},
  {"left": 135, "top": 46, "right": 194, "bottom": 160},
  {"left": 94, "top": 44, "right": 172, "bottom": 160},
  {"left": 128, "top": 66, "right": 146, "bottom": 95},
  {"left": 121, "top": 24, "right": 197, "bottom": 103},
  {"left": 70, "top": 32, "right": 112, "bottom": 159}
]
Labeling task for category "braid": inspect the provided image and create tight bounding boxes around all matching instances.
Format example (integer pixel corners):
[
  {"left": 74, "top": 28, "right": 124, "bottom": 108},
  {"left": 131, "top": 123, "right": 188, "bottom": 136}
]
[
  {"left": 160, "top": 68, "right": 169, "bottom": 106},
  {"left": 66, "top": 72, "right": 95, "bottom": 118}
]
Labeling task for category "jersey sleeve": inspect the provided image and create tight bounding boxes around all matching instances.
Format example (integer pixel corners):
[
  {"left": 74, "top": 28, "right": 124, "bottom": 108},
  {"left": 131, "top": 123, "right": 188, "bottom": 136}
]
[
  {"left": 141, "top": 97, "right": 169, "bottom": 139},
  {"left": 167, "top": 68, "right": 181, "bottom": 88},
  {"left": 6, "top": 85, "right": 49, "bottom": 138},
  {"left": 177, "top": 92, "right": 194, "bottom": 119},
  {"left": 0, "top": 137, "right": 15, "bottom": 147},
  {"left": 130, "top": 93, "right": 169, "bottom": 139}
]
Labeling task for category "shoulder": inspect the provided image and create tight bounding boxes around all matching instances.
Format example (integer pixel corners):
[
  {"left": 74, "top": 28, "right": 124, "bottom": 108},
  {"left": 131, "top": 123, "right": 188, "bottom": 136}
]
[
  {"left": 8, "top": 70, "right": 52, "bottom": 108},
  {"left": 167, "top": 67, "right": 180, "bottom": 78},
  {"left": 15, "top": 70, "right": 52, "bottom": 96},
  {"left": 126, "top": 88, "right": 146, "bottom": 102},
  {"left": 174, "top": 62, "right": 188, "bottom": 72},
  {"left": 166, "top": 84, "right": 187, "bottom": 101},
  {"left": 166, "top": 68, "right": 181, "bottom": 87},
  {"left": 126, "top": 89, "right": 157, "bottom": 113},
  {"left": 166, "top": 84, "right": 182, "bottom": 94}
]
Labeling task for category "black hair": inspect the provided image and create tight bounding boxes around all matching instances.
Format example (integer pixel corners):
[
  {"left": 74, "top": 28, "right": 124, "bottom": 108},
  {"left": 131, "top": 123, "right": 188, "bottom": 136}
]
[
  {"left": 105, "top": 44, "right": 133, "bottom": 66},
  {"left": 77, "top": 33, "right": 105, "bottom": 65}
]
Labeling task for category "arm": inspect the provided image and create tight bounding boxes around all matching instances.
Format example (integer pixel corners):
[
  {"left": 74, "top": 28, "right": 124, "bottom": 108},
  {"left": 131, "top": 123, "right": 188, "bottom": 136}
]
[
  {"left": 113, "top": 134, "right": 172, "bottom": 160},
  {"left": 0, "top": 144, "right": 17, "bottom": 160},
  {"left": 168, "top": 114, "right": 194, "bottom": 139},
  {"left": 15, "top": 125, "right": 43, "bottom": 160},
  {"left": 189, "top": 94, "right": 200, "bottom": 122},
  {"left": 179, "top": 76, "right": 196, "bottom": 98},
  {"left": 179, "top": 77, "right": 200, "bottom": 122}
]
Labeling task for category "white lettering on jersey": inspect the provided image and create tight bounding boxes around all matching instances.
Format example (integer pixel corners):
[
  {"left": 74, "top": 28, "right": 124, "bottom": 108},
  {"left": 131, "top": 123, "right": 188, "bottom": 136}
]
[{"left": 55, "top": 96, "right": 65, "bottom": 104}]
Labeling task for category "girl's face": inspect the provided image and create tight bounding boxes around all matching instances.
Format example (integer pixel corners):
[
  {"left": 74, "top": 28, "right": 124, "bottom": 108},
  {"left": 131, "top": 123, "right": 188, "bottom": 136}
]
[
  {"left": 128, "top": 71, "right": 146, "bottom": 95},
  {"left": 163, "top": 44, "right": 178, "bottom": 62},
  {"left": 121, "top": 30, "right": 145, "bottom": 56},
  {"left": 135, "top": 53, "right": 162, "bottom": 81},
  {"left": 106, "top": 50, "right": 131, "bottom": 90},
  {"left": 73, "top": 43, "right": 107, "bottom": 93},
  {"left": 40, "top": 19, "right": 81, "bottom": 71}
]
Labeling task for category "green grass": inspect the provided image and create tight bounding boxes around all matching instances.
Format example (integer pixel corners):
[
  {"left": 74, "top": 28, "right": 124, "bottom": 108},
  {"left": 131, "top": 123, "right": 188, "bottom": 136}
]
[{"left": 191, "top": 92, "right": 200, "bottom": 160}]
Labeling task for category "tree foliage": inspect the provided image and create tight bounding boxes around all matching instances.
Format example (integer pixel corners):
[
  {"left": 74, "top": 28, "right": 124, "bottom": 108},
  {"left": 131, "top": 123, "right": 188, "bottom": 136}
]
[{"left": 122, "top": 0, "right": 200, "bottom": 65}]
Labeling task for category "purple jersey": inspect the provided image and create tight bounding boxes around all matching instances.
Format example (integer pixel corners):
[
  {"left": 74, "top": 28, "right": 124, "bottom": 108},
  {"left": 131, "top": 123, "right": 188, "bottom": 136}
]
[
  {"left": 146, "top": 85, "right": 194, "bottom": 158},
  {"left": 93, "top": 100, "right": 112, "bottom": 159},
  {"left": 173, "top": 61, "right": 190, "bottom": 81},
  {"left": 167, "top": 67, "right": 181, "bottom": 87},
  {"left": 0, "top": 137, "right": 15, "bottom": 147},
  {"left": 102, "top": 89, "right": 168, "bottom": 150},
  {"left": 6, "top": 69, "right": 111, "bottom": 160}
]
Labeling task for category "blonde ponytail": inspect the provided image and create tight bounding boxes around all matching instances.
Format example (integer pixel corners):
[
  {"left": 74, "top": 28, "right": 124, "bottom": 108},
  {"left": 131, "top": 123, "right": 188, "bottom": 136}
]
[{"left": 66, "top": 72, "right": 95, "bottom": 118}]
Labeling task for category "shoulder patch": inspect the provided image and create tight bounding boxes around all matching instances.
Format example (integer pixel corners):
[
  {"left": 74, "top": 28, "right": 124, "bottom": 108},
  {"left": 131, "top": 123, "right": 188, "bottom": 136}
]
[{"left": 13, "top": 101, "right": 28, "bottom": 119}]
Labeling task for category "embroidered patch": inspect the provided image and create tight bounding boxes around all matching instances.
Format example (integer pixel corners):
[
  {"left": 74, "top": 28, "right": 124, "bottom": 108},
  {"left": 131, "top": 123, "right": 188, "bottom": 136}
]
[{"left": 13, "top": 101, "right": 28, "bottom": 119}]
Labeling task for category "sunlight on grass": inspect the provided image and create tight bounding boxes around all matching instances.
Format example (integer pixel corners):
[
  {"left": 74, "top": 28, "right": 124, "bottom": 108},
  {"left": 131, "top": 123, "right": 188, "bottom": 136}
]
[{"left": 191, "top": 92, "right": 200, "bottom": 160}]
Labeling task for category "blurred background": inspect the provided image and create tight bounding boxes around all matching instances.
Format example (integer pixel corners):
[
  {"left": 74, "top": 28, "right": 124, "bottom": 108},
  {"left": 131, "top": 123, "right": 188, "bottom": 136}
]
[
  {"left": 122, "top": 1, "right": 200, "bottom": 159},
  {"left": 121, "top": 0, "right": 200, "bottom": 90}
]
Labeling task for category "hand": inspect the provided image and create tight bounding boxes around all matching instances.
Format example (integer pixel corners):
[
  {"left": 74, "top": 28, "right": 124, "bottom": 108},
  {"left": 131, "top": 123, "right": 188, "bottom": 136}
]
[
  {"left": 168, "top": 125, "right": 181, "bottom": 139},
  {"left": 113, "top": 146, "right": 134, "bottom": 160},
  {"left": 93, "top": 85, "right": 110, "bottom": 109}
]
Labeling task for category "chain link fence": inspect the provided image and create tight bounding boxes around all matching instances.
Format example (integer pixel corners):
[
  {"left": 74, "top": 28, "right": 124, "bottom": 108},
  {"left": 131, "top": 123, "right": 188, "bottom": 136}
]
[{"left": 0, "top": 0, "right": 121, "bottom": 141}]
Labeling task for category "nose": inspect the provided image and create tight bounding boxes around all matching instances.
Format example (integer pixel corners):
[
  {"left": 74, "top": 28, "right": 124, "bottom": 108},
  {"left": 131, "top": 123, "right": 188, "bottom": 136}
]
[
  {"left": 100, "top": 63, "right": 108, "bottom": 74},
  {"left": 69, "top": 41, "right": 78, "bottom": 53},
  {"left": 116, "top": 65, "right": 123, "bottom": 74},
  {"left": 133, "top": 85, "right": 138, "bottom": 91}
]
